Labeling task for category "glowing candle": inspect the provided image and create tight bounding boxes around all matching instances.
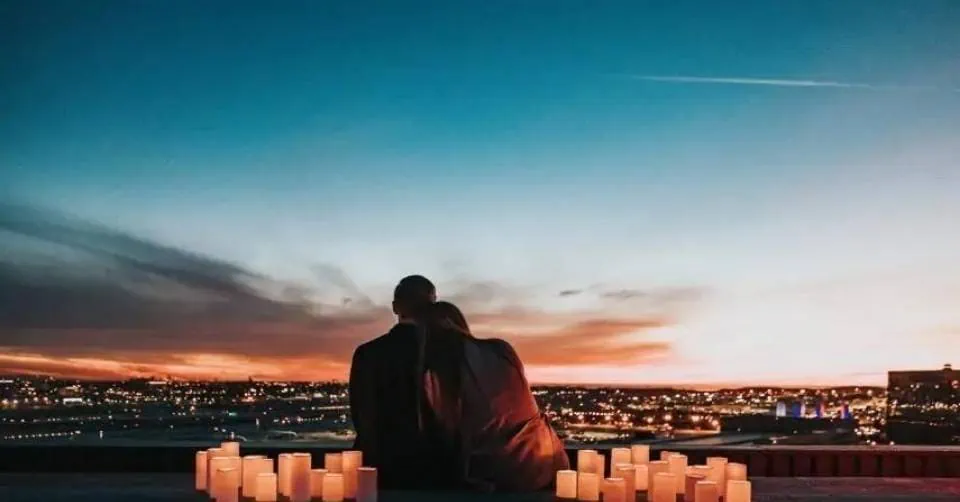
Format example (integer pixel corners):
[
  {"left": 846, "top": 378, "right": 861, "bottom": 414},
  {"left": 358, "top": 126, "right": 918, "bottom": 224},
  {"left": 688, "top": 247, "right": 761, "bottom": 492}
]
[
  {"left": 611, "top": 448, "right": 631, "bottom": 468},
  {"left": 556, "top": 470, "right": 577, "bottom": 499},
  {"left": 705, "top": 458, "right": 728, "bottom": 497},
  {"left": 646, "top": 460, "right": 668, "bottom": 495},
  {"left": 342, "top": 450, "right": 363, "bottom": 499},
  {"left": 356, "top": 467, "right": 378, "bottom": 502},
  {"left": 325, "top": 452, "right": 343, "bottom": 473},
  {"left": 668, "top": 453, "right": 688, "bottom": 494},
  {"left": 196, "top": 451, "right": 208, "bottom": 491},
  {"left": 631, "top": 444, "right": 650, "bottom": 465},
  {"left": 290, "top": 453, "right": 312, "bottom": 502},
  {"left": 602, "top": 477, "right": 625, "bottom": 502},
  {"left": 206, "top": 448, "right": 225, "bottom": 495},
  {"left": 255, "top": 472, "right": 277, "bottom": 502},
  {"left": 322, "top": 473, "right": 344, "bottom": 502},
  {"left": 726, "top": 480, "right": 751, "bottom": 502},
  {"left": 208, "top": 456, "right": 231, "bottom": 500},
  {"left": 594, "top": 452, "right": 607, "bottom": 479},
  {"left": 614, "top": 464, "right": 635, "bottom": 499},
  {"left": 685, "top": 473, "right": 706, "bottom": 501},
  {"left": 258, "top": 457, "right": 275, "bottom": 477},
  {"left": 278, "top": 454, "right": 293, "bottom": 497},
  {"left": 221, "top": 441, "right": 240, "bottom": 457},
  {"left": 242, "top": 455, "right": 266, "bottom": 499},
  {"left": 311, "top": 469, "right": 328, "bottom": 499},
  {"left": 577, "top": 450, "right": 598, "bottom": 475},
  {"left": 577, "top": 472, "right": 599, "bottom": 501},
  {"left": 634, "top": 464, "right": 649, "bottom": 492},
  {"left": 694, "top": 480, "right": 719, "bottom": 502},
  {"left": 691, "top": 465, "right": 713, "bottom": 480},
  {"left": 215, "top": 467, "right": 240, "bottom": 502},
  {"left": 651, "top": 472, "right": 677, "bottom": 502},
  {"left": 726, "top": 462, "right": 747, "bottom": 482}
]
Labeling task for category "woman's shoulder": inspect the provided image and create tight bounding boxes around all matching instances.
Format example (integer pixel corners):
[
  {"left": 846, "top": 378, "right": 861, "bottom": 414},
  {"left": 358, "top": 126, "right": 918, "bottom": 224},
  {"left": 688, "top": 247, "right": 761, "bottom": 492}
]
[{"left": 477, "top": 338, "right": 521, "bottom": 362}]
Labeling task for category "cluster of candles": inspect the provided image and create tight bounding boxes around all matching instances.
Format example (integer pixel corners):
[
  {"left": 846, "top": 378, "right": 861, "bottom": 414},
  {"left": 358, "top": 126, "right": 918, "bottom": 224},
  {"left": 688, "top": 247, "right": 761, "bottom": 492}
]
[
  {"left": 195, "top": 442, "right": 377, "bottom": 502},
  {"left": 555, "top": 445, "right": 752, "bottom": 502}
]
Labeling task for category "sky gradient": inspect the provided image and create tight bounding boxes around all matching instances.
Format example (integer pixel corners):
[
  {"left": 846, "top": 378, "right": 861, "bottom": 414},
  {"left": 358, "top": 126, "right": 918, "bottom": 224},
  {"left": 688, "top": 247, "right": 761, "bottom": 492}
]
[{"left": 2, "top": 1, "right": 960, "bottom": 386}]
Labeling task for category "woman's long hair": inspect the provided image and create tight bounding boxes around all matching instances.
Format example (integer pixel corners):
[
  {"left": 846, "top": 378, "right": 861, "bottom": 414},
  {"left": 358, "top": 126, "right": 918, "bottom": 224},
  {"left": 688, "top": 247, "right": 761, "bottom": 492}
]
[{"left": 422, "top": 301, "right": 472, "bottom": 429}]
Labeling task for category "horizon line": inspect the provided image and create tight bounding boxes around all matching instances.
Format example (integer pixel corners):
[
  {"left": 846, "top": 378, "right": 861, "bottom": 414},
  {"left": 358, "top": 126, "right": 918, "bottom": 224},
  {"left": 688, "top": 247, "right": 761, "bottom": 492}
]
[{"left": 0, "top": 374, "right": 889, "bottom": 390}]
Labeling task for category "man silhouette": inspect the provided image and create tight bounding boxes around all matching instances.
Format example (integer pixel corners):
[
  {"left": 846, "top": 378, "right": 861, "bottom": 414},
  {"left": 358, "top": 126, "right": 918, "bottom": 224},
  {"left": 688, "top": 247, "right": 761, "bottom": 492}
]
[{"left": 349, "top": 275, "right": 437, "bottom": 489}]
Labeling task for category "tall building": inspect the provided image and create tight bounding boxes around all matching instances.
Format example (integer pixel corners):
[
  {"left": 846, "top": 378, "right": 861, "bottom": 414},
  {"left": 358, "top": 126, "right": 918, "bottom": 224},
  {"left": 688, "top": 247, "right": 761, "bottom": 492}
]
[
  {"left": 887, "top": 364, "right": 959, "bottom": 444},
  {"left": 775, "top": 401, "right": 787, "bottom": 417}
]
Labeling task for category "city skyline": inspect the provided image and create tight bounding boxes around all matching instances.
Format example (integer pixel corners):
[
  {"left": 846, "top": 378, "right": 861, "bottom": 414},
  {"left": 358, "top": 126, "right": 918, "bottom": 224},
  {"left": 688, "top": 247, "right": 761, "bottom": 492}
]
[{"left": 3, "top": 1, "right": 960, "bottom": 386}]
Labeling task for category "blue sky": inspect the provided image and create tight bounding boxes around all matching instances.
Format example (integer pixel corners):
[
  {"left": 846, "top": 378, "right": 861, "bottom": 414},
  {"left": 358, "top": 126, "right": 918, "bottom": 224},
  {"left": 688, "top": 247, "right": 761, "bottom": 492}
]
[{"left": 2, "top": 1, "right": 959, "bottom": 384}]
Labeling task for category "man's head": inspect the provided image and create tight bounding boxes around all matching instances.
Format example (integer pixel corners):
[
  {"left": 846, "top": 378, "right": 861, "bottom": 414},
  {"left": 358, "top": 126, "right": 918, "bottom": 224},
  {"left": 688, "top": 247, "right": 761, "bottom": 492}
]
[{"left": 392, "top": 274, "right": 437, "bottom": 320}]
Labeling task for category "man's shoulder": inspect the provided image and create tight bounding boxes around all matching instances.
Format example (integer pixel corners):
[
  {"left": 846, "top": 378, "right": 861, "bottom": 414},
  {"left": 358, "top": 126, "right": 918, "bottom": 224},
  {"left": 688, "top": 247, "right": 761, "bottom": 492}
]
[{"left": 355, "top": 323, "right": 419, "bottom": 356}]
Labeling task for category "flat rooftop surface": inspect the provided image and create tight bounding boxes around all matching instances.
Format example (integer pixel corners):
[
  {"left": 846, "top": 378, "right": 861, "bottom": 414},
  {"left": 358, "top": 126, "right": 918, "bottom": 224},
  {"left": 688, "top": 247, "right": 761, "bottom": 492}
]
[{"left": 0, "top": 474, "right": 959, "bottom": 501}]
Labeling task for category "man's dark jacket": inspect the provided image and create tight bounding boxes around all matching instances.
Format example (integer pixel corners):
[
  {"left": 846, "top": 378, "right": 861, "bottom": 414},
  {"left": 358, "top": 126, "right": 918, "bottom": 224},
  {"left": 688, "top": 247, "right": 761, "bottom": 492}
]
[{"left": 350, "top": 322, "right": 454, "bottom": 489}]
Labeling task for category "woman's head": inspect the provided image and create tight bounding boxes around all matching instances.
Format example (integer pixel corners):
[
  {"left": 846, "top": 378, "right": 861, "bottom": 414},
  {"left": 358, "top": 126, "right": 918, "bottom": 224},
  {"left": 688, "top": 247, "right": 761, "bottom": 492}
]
[{"left": 427, "top": 300, "right": 471, "bottom": 335}]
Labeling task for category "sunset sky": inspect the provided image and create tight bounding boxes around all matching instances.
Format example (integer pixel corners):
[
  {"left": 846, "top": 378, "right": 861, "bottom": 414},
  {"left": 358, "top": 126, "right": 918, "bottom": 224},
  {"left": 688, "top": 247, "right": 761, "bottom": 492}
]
[{"left": 2, "top": 1, "right": 959, "bottom": 387}]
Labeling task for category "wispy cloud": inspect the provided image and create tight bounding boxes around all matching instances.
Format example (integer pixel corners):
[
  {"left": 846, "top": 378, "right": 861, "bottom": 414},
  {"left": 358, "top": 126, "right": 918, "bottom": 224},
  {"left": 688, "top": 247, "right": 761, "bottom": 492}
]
[
  {"left": 0, "top": 203, "right": 701, "bottom": 380},
  {"left": 628, "top": 75, "right": 958, "bottom": 92}
]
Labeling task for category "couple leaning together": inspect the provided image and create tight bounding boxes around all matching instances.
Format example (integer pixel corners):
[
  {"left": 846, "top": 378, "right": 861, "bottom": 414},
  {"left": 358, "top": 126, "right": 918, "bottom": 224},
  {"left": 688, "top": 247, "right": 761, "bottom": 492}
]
[{"left": 349, "top": 275, "right": 570, "bottom": 492}]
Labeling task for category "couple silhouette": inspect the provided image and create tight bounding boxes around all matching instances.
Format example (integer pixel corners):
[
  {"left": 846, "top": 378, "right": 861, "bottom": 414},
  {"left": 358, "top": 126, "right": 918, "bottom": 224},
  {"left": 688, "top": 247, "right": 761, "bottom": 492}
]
[{"left": 349, "top": 275, "right": 569, "bottom": 492}]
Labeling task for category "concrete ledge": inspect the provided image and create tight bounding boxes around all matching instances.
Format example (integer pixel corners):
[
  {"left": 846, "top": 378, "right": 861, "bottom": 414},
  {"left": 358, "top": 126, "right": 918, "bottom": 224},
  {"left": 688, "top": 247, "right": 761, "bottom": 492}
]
[{"left": 1, "top": 444, "right": 959, "bottom": 477}]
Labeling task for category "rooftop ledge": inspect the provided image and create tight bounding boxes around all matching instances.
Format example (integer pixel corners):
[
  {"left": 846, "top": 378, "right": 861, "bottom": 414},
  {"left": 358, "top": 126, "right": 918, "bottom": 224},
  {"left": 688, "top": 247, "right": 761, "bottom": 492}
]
[{"left": 1, "top": 444, "right": 958, "bottom": 477}]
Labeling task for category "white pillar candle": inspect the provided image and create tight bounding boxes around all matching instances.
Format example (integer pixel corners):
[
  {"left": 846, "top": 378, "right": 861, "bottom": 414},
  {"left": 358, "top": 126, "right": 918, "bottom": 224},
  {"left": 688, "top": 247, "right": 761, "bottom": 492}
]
[
  {"left": 221, "top": 441, "right": 240, "bottom": 457},
  {"left": 631, "top": 444, "right": 650, "bottom": 465},
  {"left": 196, "top": 451, "right": 209, "bottom": 491},
  {"left": 668, "top": 453, "right": 688, "bottom": 494},
  {"left": 206, "top": 448, "right": 225, "bottom": 495},
  {"left": 356, "top": 467, "right": 378, "bottom": 502},
  {"left": 614, "top": 464, "right": 635, "bottom": 498},
  {"left": 257, "top": 457, "right": 275, "bottom": 477},
  {"left": 684, "top": 473, "right": 706, "bottom": 502},
  {"left": 646, "top": 460, "right": 668, "bottom": 496},
  {"left": 611, "top": 448, "right": 631, "bottom": 468},
  {"left": 651, "top": 472, "right": 677, "bottom": 502},
  {"left": 577, "top": 450, "right": 597, "bottom": 475},
  {"left": 325, "top": 452, "right": 343, "bottom": 473},
  {"left": 634, "top": 464, "right": 649, "bottom": 492},
  {"left": 725, "top": 463, "right": 748, "bottom": 500},
  {"left": 241, "top": 455, "right": 266, "bottom": 498},
  {"left": 690, "top": 465, "right": 712, "bottom": 480},
  {"left": 726, "top": 462, "right": 747, "bottom": 482},
  {"left": 726, "top": 480, "right": 751, "bottom": 502},
  {"left": 223, "top": 456, "right": 242, "bottom": 500},
  {"left": 255, "top": 472, "right": 277, "bottom": 502},
  {"left": 322, "top": 473, "right": 344, "bottom": 502},
  {"left": 694, "top": 480, "right": 719, "bottom": 502},
  {"left": 342, "top": 450, "right": 362, "bottom": 499},
  {"left": 660, "top": 450, "right": 675, "bottom": 461},
  {"left": 208, "top": 457, "right": 232, "bottom": 500},
  {"left": 311, "top": 469, "right": 328, "bottom": 499},
  {"left": 215, "top": 467, "right": 240, "bottom": 502},
  {"left": 705, "top": 458, "right": 727, "bottom": 497},
  {"left": 278, "top": 453, "right": 293, "bottom": 497},
  {"left": 556, "top": 469, "right": 577, "bottom": 499},
  {"left": 290, "top": 453, "right": 312, "bottom": 502},
  {"left": 576, "top": 472, "right": 599, "bottom": 501},
  {"left": 594, "top": 452, "right": 606, "bottom": 479},
  {"left": 602, "top": 477, "right": 625, "bottom": 502}
]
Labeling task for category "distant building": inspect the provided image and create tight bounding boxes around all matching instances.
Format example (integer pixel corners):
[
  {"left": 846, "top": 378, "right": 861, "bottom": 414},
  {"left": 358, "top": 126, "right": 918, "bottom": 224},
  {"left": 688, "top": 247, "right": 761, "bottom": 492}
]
[
  {"left": 775, "top": 401, "right": 787, "bottom": 417},
  {"left": 790, "top": 402, "right": 803, "bottom": 418},
  {"left": 887, "top": 364, "right": 959, "bottom": 444},
  {"left": 815, "top": 401, "right": 826, "bottom": 418},
  {"left": 720, "top": 414, "right": 857, "bottom": 443}
]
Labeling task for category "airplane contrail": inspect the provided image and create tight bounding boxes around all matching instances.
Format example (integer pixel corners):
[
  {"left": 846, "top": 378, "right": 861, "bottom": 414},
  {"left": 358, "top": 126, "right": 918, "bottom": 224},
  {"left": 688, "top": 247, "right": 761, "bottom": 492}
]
[{"left": 629, "top": 75, "right": 958, "bottom": 92}]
